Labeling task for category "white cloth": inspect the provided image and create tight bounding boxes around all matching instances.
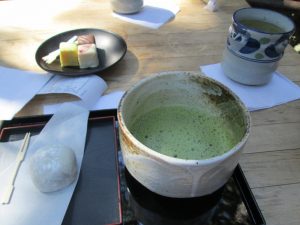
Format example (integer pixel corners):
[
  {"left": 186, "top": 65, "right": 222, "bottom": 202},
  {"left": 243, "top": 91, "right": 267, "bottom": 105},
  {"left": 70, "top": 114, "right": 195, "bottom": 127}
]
[
  {"left": 112, "top": 0, "right": 180, "bottom": 29},
  {"left": 200, "top": 63, "right": 300, "bottom": 111}
]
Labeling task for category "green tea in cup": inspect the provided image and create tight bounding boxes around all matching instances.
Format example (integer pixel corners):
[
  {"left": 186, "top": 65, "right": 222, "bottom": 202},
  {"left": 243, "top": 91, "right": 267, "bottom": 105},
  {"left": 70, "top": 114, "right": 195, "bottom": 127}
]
[
  {"left": 239, "top": 19, "right": 285, "bottom": 33},
  {"left": 130, "top": 105, "right": 243, "bottom": 160}
]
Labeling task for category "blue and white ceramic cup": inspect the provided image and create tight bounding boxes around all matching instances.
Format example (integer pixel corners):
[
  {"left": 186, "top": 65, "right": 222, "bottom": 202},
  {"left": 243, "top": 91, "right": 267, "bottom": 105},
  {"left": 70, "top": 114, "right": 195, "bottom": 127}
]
[{"left": 221, "top": 8, "right": 295, "bottom": 85}]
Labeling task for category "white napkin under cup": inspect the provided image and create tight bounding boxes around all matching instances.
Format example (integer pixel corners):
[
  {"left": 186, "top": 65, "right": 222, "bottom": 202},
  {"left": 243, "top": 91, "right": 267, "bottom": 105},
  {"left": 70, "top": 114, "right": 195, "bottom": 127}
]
[
  {"left": 112, "top": 0, "right": 180, "bottom": 29},
  {"left": 200, "top": 63, "right": 300, "bottom": 111}
]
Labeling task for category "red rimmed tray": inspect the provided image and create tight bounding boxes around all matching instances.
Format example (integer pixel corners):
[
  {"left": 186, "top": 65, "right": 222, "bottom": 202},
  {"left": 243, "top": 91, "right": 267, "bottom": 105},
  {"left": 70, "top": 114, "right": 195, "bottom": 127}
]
[{"left": 0, "top": 112, "right": 122, "bottom": 225}]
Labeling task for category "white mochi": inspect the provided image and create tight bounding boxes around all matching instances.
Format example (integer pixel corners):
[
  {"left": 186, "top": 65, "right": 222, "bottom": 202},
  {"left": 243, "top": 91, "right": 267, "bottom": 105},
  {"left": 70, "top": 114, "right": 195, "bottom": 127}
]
[
  {"left": 78, "top": 43, "right": 99, "bottom": 69},
  {"left": 29, "top": 145, "right": 77, "bottom": 192}
]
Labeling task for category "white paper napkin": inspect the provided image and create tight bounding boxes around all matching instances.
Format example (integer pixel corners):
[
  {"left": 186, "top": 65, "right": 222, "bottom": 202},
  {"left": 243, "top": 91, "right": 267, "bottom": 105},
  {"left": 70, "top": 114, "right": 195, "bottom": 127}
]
[
  {"left": 200, "top": 63, "right": 300, "bottom": 111},
  {"left": 91, "top": 90, "right": 124, "bottom": 110},
  {"left": 0, "top": 103, "right": 89, "bottom": 225},
  {"left": 43, "top": 90, "right": 124, "bottom": 115},
  {"left": 112, "top": 0, "right": 180, "bottom": 29},
  {"left": 0, "top": 67, "right": 53, "bottom": 120},
  {"left": 38, "top": 74, "right": 108, "bottom": 110}
]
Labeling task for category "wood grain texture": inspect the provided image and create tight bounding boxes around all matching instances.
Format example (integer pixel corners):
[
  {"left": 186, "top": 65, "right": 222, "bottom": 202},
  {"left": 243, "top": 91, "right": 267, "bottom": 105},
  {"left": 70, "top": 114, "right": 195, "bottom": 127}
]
[
  {"left": 0, "top": 0, "right": 300, "bottom": 224},
  {"left": 244, "top": 122, "right": 300, "bottom": 153},
  {"left": 252, "top": 183, "right": 300, "bottom": 225},
  {"left": 240, "top": 148, "right": 300, "bottom": 187}
]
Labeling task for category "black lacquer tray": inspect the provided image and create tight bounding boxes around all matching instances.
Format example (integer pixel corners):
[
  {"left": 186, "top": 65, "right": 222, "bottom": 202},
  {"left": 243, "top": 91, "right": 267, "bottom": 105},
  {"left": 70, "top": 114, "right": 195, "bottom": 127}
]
[
  {"left": 0, "top": 111, "right": 121, "bottom": 225},
  {"left": 0, "top": 109, "right": 265, "bottom": 225}
]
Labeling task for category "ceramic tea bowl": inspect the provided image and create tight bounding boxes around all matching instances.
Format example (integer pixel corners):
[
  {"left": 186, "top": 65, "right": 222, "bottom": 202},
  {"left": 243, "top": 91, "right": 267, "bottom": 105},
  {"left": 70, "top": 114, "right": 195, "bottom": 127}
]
[
  {"left": 221, "top": 8, "right": 295, "bottom": 85},
  {"left": 117, "top": 71, "right": 250, "bottom": 198}
]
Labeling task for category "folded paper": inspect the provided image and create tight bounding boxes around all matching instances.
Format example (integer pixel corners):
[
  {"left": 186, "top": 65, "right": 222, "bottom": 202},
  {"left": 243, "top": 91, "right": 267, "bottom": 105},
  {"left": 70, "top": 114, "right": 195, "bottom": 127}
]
[
  {"left": 112, "top": 0, "right": 180, "bottom": 29},
  {"left": 0, "top": 66, "right": 123, "bottom": 120},
  {"left": 0, "top": 103, "right": 89, "bottom": 225},
  {"left": 0, "top": 67, "right": 52, "bottom": 120},
  {"left": 200, "top": 63, "right": 300, "bottom": 111}
]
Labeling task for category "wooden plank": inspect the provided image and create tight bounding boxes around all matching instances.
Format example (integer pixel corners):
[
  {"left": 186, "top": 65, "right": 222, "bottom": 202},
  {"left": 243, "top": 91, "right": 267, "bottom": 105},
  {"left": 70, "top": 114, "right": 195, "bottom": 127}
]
[
  {"left": 252, "top": 183, "right": 300, "bottom": 225},
  {"left": 279, "top": 66, "right": 300, "bottom": 82},
  {"left": 243, "top": 122, "right": 300, "bottom": 153},
  {"left": 250, "top": 101, "right": 300, "bottom": 125},
  {"left": 240, "top": 148, "right": 300, "bottom": 187}
]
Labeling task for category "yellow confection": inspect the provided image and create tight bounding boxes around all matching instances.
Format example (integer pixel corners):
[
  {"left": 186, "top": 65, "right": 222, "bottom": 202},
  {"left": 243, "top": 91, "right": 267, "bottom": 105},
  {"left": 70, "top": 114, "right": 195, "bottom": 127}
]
[{"left": 59, "top": 42, "right": 79, "bottom": 67}]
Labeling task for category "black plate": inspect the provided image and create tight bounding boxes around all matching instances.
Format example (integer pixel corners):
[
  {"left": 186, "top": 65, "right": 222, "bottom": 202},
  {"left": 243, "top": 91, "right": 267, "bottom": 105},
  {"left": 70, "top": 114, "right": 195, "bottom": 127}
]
[{"left": 35, "top": 28, "right": 127, "bottom": 76}]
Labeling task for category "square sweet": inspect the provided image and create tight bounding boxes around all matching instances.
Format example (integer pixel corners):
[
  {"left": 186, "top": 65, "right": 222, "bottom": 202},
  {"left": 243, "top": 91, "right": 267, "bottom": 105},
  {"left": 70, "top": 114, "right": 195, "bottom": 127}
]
[
  {"left": 59, "top": 42, "right": 79, "bottom": 67},
  {"left": 77, "top": 34, "right": 96, "bottom": 45},
  {"left": 78, "top": 43, "right": 99, "bottom": 69}
]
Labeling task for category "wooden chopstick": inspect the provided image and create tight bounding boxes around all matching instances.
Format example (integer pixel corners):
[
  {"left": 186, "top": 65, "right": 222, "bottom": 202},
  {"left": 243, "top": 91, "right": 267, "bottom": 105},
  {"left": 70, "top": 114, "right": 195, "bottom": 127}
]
[{"left": 1, "top": 132, "right": 31, "bottom": 204}]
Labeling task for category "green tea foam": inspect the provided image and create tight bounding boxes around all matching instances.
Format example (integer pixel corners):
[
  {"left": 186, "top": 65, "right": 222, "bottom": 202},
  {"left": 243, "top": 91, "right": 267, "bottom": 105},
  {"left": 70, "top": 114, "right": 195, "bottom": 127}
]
[{"left": 129, "top": 105, "right": 240, "bottom": 160}]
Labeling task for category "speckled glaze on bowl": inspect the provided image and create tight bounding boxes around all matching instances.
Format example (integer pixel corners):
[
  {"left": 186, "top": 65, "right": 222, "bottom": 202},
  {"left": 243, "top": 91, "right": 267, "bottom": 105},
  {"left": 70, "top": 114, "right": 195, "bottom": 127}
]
[{"left": 117, "top": 71, "right": 250, "bottom": 198}]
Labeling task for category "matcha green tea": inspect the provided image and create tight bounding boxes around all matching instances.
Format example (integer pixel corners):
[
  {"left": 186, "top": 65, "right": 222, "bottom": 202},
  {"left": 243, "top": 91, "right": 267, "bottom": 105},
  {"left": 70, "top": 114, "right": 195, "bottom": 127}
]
[
  {"left": 239, "top": 19, "right": 284, "bottom": 33},
  {"left": 129, "top": 106, "right": 242, "bottom": 160}
]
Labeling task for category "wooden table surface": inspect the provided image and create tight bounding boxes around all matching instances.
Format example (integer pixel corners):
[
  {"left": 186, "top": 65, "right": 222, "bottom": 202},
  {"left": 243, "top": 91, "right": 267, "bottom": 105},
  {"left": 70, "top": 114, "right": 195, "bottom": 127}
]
[{"left": 1, "top": 1, "right": 300, "bottom": 224}]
